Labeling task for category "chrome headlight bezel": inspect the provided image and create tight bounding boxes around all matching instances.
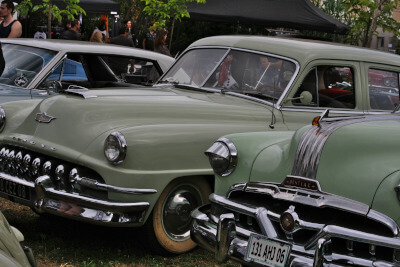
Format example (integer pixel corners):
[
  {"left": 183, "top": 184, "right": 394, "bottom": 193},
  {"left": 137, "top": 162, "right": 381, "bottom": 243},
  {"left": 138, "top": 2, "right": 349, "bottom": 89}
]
[
  {"left": 104, "top": 131, "right": 127, "bottom": 165},
  {"left": 205, "top": 137, "right": 237, "bottom": 176},
  {"left": 0, "top": 106, "right": 5, "bottom": 133}
]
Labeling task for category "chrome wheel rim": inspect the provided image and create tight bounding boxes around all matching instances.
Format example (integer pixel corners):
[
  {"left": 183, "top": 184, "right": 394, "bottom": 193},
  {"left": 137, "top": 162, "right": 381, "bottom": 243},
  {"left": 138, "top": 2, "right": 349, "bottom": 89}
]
[{"left": 161, "top": 183, "right": 203, "bottom": 241}]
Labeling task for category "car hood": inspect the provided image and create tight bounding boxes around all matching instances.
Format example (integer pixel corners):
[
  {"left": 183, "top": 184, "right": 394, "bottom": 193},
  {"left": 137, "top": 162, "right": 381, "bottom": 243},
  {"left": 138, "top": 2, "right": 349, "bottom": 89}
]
[{"left": 4, "top": 87, "right": 272, "bottom": 155}]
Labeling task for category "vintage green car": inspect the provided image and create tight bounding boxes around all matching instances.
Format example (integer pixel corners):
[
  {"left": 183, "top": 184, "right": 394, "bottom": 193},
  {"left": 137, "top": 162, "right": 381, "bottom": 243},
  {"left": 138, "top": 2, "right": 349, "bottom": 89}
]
[
  {"left": 0, "top": 210, "right": 36, "bottom": 266},
  {"left": 0, "top": 35, "right": 400, "bottom": 255},
  {"left": 0, "top": 39, "right": 174, "bottom": 104},
  {"left": 192, "top": 111, "right": 400, "bottom": 266}
]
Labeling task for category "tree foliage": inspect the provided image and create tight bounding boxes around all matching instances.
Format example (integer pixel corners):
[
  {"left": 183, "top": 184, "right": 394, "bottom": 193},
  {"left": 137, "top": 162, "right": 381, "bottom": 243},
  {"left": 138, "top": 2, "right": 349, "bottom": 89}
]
[
  {"left": 343, "top": 0, "right": 400, "bottom": 46},
  {"left": 15, "top": 0, "right": 85, "bottom": 39},
  {"left": 314, "top": 0, "right": 400, "bottom": 47},
  {"left": 140, "top": 0, "right": 205, "bottom": 29},
  {"left": 16, "top": 0, "right": 86, "bottom": 21}
]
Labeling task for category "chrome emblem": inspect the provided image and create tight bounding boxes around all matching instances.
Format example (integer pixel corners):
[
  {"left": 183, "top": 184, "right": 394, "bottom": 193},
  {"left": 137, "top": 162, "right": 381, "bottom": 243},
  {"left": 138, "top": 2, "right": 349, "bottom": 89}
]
[
  {"left": 280, "top": 206, "right": 298, "bottom": 233},
  {"left": 282, "top": 175, "right": 321, "bottom": 192},
  {"left": 35, "top": 112, "right": 56, "bottom": 123}
]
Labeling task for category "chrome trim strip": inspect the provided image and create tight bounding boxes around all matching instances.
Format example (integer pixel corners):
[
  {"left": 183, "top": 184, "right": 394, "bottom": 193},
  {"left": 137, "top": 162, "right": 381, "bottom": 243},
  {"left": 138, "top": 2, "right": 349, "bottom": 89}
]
[
  {"left": 223, "top": 91, "right": 276, "bottom": 107},
  {"left": 280, "top": 107, "right": 366, "bottom": 114},
  {"left": 35, "top": 177, "right": 148, "bottom": 213},
  {"left": 75, "top": 176, "right": 157, "bottom": 194},
  {"left": 367, "top": 209, "right": 400, "bottom": 236},
  {"left": 240, "top": 182, "right": 370, "bottom": 216},
  {"left": 304, "top": 225, "right": 400, "bottom": 250},
  {"left": 0, "top": 172, "right": 157, "bottom": 195},
  {"left": 0, "top": 172, "right": 35, "bottom": 187}
]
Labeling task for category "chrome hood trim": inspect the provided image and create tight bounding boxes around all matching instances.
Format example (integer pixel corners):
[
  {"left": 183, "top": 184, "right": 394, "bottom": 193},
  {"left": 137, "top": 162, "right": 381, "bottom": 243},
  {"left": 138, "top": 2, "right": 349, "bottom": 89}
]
[
  {"left": 228, "top": 180, "right": 370, "bottom": 217},
  {"left": 60, "top": 88, "right": 97, "bottom": 99},
  {"left": 291, "top": 114, "right": 400, "bottom": 179}
]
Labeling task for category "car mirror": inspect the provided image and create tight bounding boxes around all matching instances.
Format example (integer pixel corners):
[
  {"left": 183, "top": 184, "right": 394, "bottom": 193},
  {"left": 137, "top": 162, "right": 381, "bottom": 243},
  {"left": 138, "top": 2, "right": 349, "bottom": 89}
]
[
  {"left": 283, "top": 91, "right": 313, "bottom": 105},
  {"left": 41, "top": 80, "right": 62, "bottom": 94},
  {"left": 300, "top": 91, "right": 313, "bottom": 105}
]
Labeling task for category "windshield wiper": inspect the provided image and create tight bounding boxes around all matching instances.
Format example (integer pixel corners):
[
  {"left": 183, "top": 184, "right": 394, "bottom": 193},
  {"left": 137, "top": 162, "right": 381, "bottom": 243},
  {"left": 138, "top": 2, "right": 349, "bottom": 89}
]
[
  {"left": 157, "top": 80, "right": 179, "bottom": 85},
  {"left": 225, "top": 89, "right": 278, "bottom": 101},
  {"left": 173, "top": 84, "right": 220, "bottom": 93}
]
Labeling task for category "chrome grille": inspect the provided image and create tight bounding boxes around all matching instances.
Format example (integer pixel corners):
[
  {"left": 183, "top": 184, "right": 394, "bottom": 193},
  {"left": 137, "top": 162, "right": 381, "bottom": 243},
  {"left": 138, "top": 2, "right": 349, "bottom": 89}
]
[
  {"left": 0, "top": 145, "right": 106, "bottom": 199},
  {"left": 211, "top": 183, "right": 400, "bottom": 264}
]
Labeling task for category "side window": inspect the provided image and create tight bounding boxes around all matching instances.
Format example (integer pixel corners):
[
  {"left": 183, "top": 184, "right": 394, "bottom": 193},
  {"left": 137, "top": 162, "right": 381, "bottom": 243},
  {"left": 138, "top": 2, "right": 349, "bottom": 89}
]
[
  {"left": 50, "top": 58, "right": 88, "bottom": 82},
  {"left": 368, "top": 69, "right": 399, "bottom": 110},
  {"left": 103, "top": 56, "right": 160, "bottom": 84},
  {"left": 293, "top": 66, "right": 355, "bottom": 109},
  {"left": 40, "top": 55, "right": 90, "bottom": 90}
]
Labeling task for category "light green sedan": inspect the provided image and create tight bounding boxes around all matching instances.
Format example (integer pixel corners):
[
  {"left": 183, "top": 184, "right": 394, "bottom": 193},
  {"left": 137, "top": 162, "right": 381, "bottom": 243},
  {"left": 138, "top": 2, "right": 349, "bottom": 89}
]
[
  {"left": 0, "top": 210, "right": 36, "bottom": 266},
  {"left": 193, "top": 111, "right": 400, "bottom": 266},
  {"left": 0, "top": 35, "right": 400, "bottom": 256}
]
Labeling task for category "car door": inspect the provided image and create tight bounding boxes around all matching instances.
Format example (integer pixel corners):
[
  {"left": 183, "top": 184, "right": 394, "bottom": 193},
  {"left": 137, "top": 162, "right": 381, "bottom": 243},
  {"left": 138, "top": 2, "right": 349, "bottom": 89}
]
[{"left": 279, "top": 60, "right": 364, "bottom": 130}]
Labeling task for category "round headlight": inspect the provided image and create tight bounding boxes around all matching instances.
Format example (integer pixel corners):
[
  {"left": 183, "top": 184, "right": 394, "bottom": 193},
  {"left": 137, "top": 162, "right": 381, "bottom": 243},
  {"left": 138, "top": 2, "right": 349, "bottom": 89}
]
[
  {"left": 0, "top": 106, "right": 5, "bottom": 133},
  {"left": 205, "top": 137, "right": 237, "bottom": 176},
  {"left": 104, "top": 131, "right": 127, "bottom": 165}
]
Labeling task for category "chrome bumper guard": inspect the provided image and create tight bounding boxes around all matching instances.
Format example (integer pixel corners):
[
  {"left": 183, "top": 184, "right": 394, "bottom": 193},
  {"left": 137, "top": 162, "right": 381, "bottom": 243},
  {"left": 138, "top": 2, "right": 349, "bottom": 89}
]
[
  {"left": 191, "top": 194, "right": 400, "bottom": 267},
  {"left": 0, "top": 172, "right": 157, "bottom": 226}
]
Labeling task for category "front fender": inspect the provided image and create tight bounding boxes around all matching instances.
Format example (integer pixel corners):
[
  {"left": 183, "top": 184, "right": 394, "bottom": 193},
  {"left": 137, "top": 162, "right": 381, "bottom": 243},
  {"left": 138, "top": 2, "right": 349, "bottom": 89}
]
[
  {"left": 0, "top": 99, "right": 41, "bottom": 134},
  {"left": 213, "top": 131, "right": 296, "bottom": 196},
  {"left": 371, "top": 170, "right": 400, "bottom": 223}
]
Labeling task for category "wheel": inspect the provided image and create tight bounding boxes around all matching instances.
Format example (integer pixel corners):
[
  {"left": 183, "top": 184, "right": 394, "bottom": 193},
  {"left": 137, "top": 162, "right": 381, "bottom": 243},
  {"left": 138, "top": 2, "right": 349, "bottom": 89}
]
[{"left": 145, "top": 177, "right": 211, "bottom": 255}]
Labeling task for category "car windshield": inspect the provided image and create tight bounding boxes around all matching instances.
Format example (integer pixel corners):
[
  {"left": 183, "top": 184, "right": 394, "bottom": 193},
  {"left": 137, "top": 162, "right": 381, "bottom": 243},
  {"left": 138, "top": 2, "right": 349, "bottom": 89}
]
[
  {"left": 0, "top": 44, "right": 57, "bottom": 88},
  {"left": 160, "top": 48, "right": 296, "bottom": 101}
]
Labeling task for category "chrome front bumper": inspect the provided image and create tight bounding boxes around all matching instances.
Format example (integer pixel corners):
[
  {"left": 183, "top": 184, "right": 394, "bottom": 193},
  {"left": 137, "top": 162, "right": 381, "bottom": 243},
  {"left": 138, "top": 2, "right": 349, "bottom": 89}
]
[
  {"left": 0, "top": 172, "right": 157, "bottom": 226},
  {"left": 191, "top": 194, "right": 400, "bottom": 267}
]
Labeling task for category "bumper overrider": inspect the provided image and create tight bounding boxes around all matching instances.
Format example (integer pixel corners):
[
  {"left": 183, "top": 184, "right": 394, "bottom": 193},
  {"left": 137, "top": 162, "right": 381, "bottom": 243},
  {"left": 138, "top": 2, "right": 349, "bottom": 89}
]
[
  {"left": 191, "top": 180, "right": 400, "bottom": 266},
  {"left": 0, "top": 146, "right": 157, "bottom": 226}
]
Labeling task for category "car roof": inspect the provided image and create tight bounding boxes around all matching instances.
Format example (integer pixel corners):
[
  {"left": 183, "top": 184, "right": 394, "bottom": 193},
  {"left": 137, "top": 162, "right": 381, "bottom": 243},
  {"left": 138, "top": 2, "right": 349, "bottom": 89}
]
[
  {"left": 2, "top": 38, "right": 174, "bottom": 71},
  {"left": 188, "top": 35, "right": 400, "bottom": 67}
]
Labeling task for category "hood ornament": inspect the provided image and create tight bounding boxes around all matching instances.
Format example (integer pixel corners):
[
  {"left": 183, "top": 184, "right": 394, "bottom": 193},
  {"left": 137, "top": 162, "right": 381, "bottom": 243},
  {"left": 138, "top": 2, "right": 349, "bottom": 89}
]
[{"left": 35, "top": 112, "right": 56, "bottom": 123}]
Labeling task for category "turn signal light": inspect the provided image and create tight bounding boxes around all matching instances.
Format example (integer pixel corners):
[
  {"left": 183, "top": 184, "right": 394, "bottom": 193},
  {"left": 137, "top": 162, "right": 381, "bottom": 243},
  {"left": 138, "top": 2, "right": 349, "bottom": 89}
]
[{"left": 312, "top": 116, "right": 321, "bottom": 126}]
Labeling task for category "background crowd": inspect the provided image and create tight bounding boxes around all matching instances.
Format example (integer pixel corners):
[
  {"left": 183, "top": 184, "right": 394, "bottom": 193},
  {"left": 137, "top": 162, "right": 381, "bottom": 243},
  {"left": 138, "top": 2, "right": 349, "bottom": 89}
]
[{"left": 0, "top": 0, "right": 173, "bottom": 58}]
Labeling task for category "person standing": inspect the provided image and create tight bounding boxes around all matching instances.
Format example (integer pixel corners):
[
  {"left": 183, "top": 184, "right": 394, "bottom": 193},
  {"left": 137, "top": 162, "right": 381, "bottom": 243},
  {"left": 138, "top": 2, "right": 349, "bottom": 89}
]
[
  {"left": 59, "top": 19, "right": 81, "bottom": 40},
  {"left": 0, "top": 0, "right": 22, "bottom": 38},
  {"left": 90, "top": 21, "right": 106, "bottom": 42},
  {"left": 124, "top": 20, "right": 138, "bottom": 47},
  {"left": 89, "top": 31, "right": 104, "bottom": 43},
  {"left": 142, "top": 23, "right": 156, "bottom": 50},
  {"left": 110, "top": 26, "right": 134, "bottom": 47},
  {"left": 154, "top": 28, "right": 171, "bottom": 57}
]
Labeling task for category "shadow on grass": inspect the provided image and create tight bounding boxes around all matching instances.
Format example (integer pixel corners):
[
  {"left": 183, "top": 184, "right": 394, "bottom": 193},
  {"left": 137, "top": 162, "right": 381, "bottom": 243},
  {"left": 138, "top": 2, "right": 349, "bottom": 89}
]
[{"left": 0, "top": 200, "right": 239, "bottom": 267}]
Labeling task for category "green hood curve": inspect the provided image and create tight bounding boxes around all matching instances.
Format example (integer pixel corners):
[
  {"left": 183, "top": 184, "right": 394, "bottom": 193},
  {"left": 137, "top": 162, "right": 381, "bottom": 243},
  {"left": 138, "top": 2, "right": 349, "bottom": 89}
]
[{"left": 2, "top": 87, "right": 273, "bottom": 169}]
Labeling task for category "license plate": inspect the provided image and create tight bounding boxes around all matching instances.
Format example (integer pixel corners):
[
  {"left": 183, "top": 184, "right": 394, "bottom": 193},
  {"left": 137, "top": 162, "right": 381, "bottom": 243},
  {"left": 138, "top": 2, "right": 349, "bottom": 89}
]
[
  {"left": 0, "top": 178, "right": 30, "bottom": 200},
  {"left": 246, "top": 234, "right": 291, "bottom": 267}
]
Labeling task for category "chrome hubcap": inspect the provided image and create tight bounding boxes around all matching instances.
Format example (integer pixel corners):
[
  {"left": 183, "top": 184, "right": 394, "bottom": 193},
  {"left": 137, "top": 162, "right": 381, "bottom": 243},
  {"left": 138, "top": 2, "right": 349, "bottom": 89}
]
[{"left": 162, "top": 184, "right": 203, "bottom": 241}]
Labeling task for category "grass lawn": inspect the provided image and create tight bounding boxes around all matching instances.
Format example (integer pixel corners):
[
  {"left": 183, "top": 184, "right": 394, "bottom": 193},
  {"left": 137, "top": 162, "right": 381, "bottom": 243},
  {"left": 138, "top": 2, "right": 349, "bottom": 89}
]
[{"left": 0, "top": 199, "right": 240, "bottom": 267}]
